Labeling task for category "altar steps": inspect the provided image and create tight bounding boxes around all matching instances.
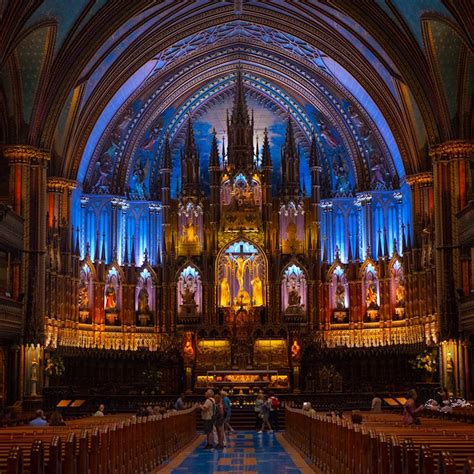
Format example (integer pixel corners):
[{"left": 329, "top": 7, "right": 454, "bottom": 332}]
[{"left": 196, "top": 406, "right": 285, "bottom": 431}]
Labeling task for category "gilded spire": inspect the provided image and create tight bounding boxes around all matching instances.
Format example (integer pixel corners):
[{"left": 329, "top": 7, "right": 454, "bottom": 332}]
[
  {"left": 261, "top": 128, "right": 272, "bottom": 169},
  {"left": 209, "top": 128, "right": 220, "bottom": 168},
  {"left": 162, "top": 133, "right": 172, "bottom": 170}
]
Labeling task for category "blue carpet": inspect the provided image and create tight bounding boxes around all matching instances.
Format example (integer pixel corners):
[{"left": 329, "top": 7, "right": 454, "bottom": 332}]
[{"left": 171, "top": 431, "right": 303, "bottom": 473}]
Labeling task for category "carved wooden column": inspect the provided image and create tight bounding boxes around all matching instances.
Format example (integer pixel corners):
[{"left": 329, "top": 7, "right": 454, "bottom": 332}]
[{"left": 430, "top": 141, "right": 473, "bottom": 396}]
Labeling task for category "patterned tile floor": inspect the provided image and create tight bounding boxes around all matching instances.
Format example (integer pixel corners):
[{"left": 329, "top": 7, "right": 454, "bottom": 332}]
[{"left": 164, "top": 431, "right": 313, "bottom": 473}]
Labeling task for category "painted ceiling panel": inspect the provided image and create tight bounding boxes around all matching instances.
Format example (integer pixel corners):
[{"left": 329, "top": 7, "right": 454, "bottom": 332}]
[
  {"left": 391, "top": 0, "right": 452, "bottom": 46},
  {"left": 429, "top": 21, "right": 462, "bottom": 121},
  {"left": 16, "top": 27, "right": 49, "bottom": 123},
  {"left": 24, "top": 0, "right": 89, "bottom": 53}
]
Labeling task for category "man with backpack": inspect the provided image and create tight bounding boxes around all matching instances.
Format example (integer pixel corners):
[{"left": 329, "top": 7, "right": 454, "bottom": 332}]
[
  {"left": 268, "top": 392, "right": 280, "bottom": 431},
  {"left": 200, "top": 389, "right": 216, "bottom": 449}
]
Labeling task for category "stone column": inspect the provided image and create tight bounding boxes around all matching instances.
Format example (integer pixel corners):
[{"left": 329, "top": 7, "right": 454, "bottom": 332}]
[
  {"left": 4, "top": 146, "right": 50, "bottom": 345},
  {"left": 430, "top": 141, "right": 473, "bottom": 339},
  {"left": 430, "top": 141, "right": 473, "bottom": 396}
]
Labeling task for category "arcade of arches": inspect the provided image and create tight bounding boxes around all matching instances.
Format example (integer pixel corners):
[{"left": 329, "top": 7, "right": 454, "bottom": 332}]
[{"left": 0, "top": 1, "right": 473, "bottom": 409}]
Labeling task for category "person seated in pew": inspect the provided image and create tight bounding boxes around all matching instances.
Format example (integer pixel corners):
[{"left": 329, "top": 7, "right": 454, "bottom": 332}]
[
  {"left": 371, "top": 395, "right": 382, "bottom": 412},
  {"left": 30, "top": 409, "right": 48, "bottom": 426},
  {"left": 302, "top": 402, "right": 316, "bottom": 416},
  {"left": 49, "top": 411, "right": 66, "bottom": 426},
  {"left": 403, "top": 389, "right": 423, "bottom": 425},
  {"left": 175, "top": 393, "right": 186, "bottom": 411},
  {"left": 93, "top": 404, "right": 105, "bottom": 416}
]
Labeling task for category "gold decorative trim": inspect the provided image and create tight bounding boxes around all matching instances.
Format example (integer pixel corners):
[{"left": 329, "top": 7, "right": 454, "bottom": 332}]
[
  {"left": 2, "top": 145, "right": 50, "bottom": 164},
  {"left": 47, "top": 177, "right": 77, "bottom": 193},
  {"left": 405, "top": 172, "right": 433, "bottom": 187},
  {"left": 429, "top": 140, "right": 474, "bottom": 161}
]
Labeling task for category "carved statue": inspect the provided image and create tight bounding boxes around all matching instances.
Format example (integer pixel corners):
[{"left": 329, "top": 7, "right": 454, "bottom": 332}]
[
  {"left": 395, "top": 280, "right": 406, "bottom": 307},
  {"left": 251, "top": 276, "right": 263, "bottom": 306},
  {"left": 291, "top": 339, "right": 301, "bottom": 360},
  {"left": 233, "top": 254, "right": 252, "bottom": 292},
  {"left": 366, "top": 282, "right": 378, "bottom": 309},
  {"left": 181, "top": 285, "right": 196, "bottom": 305},
  {"left": 288, "top": 284, "right": 301, "bottom": 307},
  {"left": 183, "top": 219, "right": 198, "bottom": 243},
  {"left": 333, "top": 155, "right": 351, "bottom": 194},
  {"left": 137, "top": 287, "right": 149, "bottom": 314},
  {"left": 220, "top": 277, "right": 230, "bottom": 307},
  {"left": 335, "top": 279, "right": 345, "bottom": 310},
  {"left": 183, "top": 333, "right": 195, "bottom": 361},
  {"left": 285, "top": 222, "right": 297, "bottom": 243},
  {"left": 132, "top": 158, "right": 149, "bottom": 199},
  {"left": 78, "top": 284, "right": 89, "bottom": 310},
  {"left": 105, "top": 286, "right": 117, "bottom": 311}
]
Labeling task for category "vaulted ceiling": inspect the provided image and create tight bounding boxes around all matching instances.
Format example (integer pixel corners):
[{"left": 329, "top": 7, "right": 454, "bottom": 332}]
[{"left": 0, "top": 1, "right": 472, "bottom": 189}]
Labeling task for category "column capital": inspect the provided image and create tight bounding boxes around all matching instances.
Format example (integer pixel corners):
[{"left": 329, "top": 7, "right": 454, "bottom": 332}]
[
  {"left": 47, "top": 177, "right": 77, "bottom": 193},
  {"left": 2, "top": 145, "right": 50, "bottom": 164},
  {"left": 405, "top": 172, "right": 433, "bottom": 187},
  {"left": 429, "top": 140, "right": 474, "bottom": 162}
]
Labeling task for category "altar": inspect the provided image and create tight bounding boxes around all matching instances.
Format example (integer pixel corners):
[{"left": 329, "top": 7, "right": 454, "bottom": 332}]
[{"left": 195, "top": 369, "right": 290, "bottom": 394}]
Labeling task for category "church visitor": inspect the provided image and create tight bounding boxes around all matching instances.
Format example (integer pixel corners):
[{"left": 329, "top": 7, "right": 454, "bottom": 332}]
[
  {"left": 371, "top": 395, "right": 382, "bottom": 412},
  {"left": 254, "top": 393, "right": 265, "bottom": 430},
  {"left": 49, "top": 411, "right": 66, "bottom": 426},
  {"left": 258, "top": 397, "right": 273, "bottom": 433},
  {"left": 175, "top": 392, "right": 186, "bottom": 411},
  {"left": 30, "top": 409, "right": 48, "bottom": 427},
  {"left": 213, "top": 394, "right": 225, "bottom": 450},
  {"left": 403, "top": 389, "right": 423, "bottom": 425},
  {"left": 268, "top": 392, "right": 280, "bottom": 431},
  {"left": 302, "top": 402, "right": 316, "bottom": 416},
  {"left": 221, "top": 390, "right": 235, "bottom": 433},
  {"left": 93, "top": 404, "right": 105, "bottom": 416},
  {"left": 200, "top": 389, "right": 215, "bottom": 449}
]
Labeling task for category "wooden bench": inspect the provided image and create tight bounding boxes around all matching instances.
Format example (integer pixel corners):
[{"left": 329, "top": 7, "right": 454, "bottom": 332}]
[
  {"left": 285, "top": 407, "right": 474, "bottom": 474},
  {"left": 0, "top": 408, "right": 197, "bottom": 473}
]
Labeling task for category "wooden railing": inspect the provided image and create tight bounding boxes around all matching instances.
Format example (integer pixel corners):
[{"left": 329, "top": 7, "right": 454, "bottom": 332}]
[
  {"left": 0, "top": 408, "right": 196, "bottom": 473},
  {"left": 285, "top": 407, "right": 474, "bottom": 473}
]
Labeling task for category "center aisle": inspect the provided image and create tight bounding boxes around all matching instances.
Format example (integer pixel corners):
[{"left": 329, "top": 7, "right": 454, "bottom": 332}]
[{"left": 160, "top": 431, "right": 314, "bottom": 473}]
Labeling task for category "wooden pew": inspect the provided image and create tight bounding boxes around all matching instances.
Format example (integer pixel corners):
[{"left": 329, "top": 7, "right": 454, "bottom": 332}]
[{"left": 0, "top": 408, "right": 197, "bottom": 474}]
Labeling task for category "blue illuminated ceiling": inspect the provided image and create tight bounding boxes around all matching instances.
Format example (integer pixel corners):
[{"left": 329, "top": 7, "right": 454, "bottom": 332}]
[{"left": 78, "top": 16, "right": 406, "bottom": 199}]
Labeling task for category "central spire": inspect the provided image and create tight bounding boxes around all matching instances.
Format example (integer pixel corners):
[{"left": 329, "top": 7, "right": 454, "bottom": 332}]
[{"left": 226, "top": 66, "right": 255, "bottom": 172}]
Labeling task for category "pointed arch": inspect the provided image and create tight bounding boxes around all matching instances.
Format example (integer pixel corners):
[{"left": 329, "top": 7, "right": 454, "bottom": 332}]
[{"left": 177, "top": 264, "right": 202, "bottom": 316}]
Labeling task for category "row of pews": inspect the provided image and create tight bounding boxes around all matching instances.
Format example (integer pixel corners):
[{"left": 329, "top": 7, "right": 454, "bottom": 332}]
[
  {"left": 1, "top": 408, "right": 196, "bottom": 473},
  {"left": 285, "top": 407, "right": 474, "bottom": 473}
]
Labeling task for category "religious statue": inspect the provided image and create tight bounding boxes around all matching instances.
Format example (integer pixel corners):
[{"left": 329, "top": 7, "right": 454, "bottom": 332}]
[
  {"left": 446, "top": 352, "right": 455, "bottom": 395},
  {"left": 183, "top": 218, "right": 198, "bottom": 243},
  {"left": 78, "top": 284, "right": 89, "bottom": 310},
  {"left": 288, "top": 284, "right": 301, "bottom": 307},
  {"left": 92, "top": 155, "right": 112, "bottom": 193},
  {"left": 366, "top": 282, "right": 378, "bottom": 309},
  {"left": 395, "top": 280, "right": 406, "bottom": 307},
  {"left": 370, "top": 153, "right": 387, "bottom": 188},
  {"left": 333, "top": 155, "right": 351, "bottom": 194},
  {"left": 285, "top": 221, "right": 297, "bottom": 243},
  {"left": 182, "top": 332, "right": 195, "bottom": 362},
  {"left": 335, "top": 279, "right": 345, "bottom": 310},
  {"left": 105, "top": 286, "right": 117, "bottom": 311},
  {"left": 291, "top": 339, "right": 301, "bottom": 361},
  {"left": 233, "top": 254, "right": 252, "bottom": 292},
  {"left": 251, "top": 276, "right": 263, "bottom": 306},
  {"left": 132, "top": 158, "right": 149, "bottom": 199},
  {"left": 137, "top": 287, "right": 149, "bottom": 314},
  {"left": 181, "top": 284, "right": 196, "bottom": 305},
  {"left": 220, "top": 277, "right": 230, "bottom": 307}
]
